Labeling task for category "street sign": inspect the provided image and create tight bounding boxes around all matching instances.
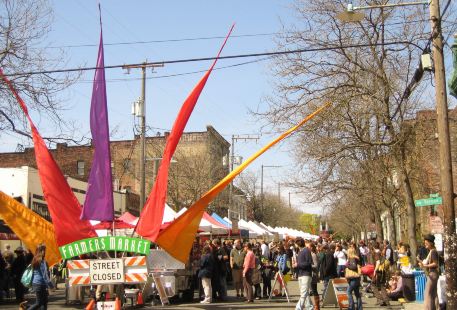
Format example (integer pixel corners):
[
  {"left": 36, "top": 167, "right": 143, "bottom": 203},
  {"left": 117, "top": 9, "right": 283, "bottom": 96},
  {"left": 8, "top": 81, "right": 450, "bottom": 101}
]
[
  {"left": 89, "top": 258, "right": 124, "bottom": 284},
  {"left": 415, "top": 196, "right": 442, "bottom": 207},
  {"left": 429, "top": 216, "right": 444, "bottom": 234},
  {"left": 430, "top": 193, "right": 440, "bottom": 198}
]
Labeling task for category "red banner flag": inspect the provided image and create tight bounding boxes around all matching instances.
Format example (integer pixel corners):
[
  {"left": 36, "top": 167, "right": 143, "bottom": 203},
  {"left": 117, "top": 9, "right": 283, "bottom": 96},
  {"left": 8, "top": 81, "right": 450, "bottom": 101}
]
[
  {"left": 135, "top": 24, "right": 234, "bottom": 241},
  {"left": 0, "top": 69, "right": 97, "bottom": 246}
]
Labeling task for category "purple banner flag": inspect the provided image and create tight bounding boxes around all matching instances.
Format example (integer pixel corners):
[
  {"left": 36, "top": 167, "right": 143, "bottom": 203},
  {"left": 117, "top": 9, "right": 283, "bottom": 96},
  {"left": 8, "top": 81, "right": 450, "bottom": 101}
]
[{"left": 81, "top": 6, "right": 114, "bottom": 221}]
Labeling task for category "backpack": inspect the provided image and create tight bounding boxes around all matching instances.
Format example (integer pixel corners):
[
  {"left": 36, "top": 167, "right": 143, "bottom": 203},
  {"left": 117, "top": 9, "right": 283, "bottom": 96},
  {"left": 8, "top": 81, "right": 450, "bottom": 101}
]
[{"left": 21, "top": 264, "right": 33, "bottom": 288}]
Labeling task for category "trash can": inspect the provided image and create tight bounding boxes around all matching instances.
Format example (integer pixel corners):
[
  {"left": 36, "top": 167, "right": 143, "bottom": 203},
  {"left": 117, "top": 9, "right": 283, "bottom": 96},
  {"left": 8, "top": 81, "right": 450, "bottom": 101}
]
[
  {"left": 413, "top": 270, "right": 426, "bottom": 303},
  {"left": 402, "top": 273, "right": 415, "bottom": 302}
]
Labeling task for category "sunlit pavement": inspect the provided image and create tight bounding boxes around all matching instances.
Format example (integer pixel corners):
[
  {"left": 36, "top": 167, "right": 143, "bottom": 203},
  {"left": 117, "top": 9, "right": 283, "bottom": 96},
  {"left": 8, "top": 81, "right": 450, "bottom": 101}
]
[{"left": 0, "top": 279, "right": 405, "bottom": 309}]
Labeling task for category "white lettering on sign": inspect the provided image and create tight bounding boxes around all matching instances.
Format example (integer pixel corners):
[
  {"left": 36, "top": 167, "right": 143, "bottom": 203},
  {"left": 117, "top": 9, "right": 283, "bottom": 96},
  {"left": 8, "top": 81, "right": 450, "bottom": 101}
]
[{"left": 89, "top": 259, "right": 124, "bottom": 284}]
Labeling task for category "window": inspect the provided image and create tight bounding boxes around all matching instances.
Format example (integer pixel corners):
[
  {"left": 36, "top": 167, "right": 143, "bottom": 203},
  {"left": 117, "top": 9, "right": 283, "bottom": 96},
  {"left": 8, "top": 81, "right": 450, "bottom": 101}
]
[
  {"left": 77, "top": 161, "right": 85, "bottom": 176},
  {"left": 123, "top": 159, "right": 132, "bottom": 170}
]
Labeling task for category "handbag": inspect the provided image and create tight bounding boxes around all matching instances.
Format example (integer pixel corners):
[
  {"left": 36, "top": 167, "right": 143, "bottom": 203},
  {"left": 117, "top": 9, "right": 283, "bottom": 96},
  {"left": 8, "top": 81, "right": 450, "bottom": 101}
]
[
  {"left": 21, "top": 264, "right": 33, "bottom": 288},
  {"left": 345, "top": 265, "right": 361, "bottom": 279}
]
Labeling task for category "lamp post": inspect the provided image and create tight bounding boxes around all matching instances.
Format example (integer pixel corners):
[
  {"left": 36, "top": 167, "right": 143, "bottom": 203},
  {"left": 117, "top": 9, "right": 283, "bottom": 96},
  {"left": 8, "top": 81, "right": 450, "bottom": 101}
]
[{"left": 337, "top": 1, "right": 456, "bottom": 305}]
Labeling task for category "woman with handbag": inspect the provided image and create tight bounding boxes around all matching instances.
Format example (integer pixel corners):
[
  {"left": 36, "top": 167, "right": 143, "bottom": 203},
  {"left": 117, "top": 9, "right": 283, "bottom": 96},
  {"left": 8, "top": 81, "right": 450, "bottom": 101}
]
[
  {"left": 419, "top": 234, "right": 439, "bottom": 310},
  {"left": 345, "top": 245, "right": 363, "bottom": 310},
  {"left": 22, "top": 244, "right": 54, "bottom": 310}
]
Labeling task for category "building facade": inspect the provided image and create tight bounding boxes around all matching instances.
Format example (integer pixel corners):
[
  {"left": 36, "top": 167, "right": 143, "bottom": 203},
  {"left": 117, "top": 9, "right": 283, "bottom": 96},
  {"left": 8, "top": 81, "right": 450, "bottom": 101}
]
[{"left": 0, "top": 125, "right": 231, "bottom": 215}]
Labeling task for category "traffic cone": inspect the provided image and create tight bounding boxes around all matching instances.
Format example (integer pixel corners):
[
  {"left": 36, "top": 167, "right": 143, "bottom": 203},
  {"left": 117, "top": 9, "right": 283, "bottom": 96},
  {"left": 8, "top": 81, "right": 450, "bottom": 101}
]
[
  {"left": 114, "top": 296, "right": 122, "bottom": 310},
  {"left": 85, "top": 298, "right": 95, "bottom": 310},
  {"left": 137, "top": 292, "right": 144, "bottom": 305}
]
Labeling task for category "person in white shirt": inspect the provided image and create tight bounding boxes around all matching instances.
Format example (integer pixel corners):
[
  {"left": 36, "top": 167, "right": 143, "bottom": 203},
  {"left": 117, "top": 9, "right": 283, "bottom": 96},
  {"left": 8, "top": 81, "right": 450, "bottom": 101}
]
[
  {"left": 359, "top": 241, "right": 369, "bottom": 266},
  {"left": 260, "top": 241, "right": 270, "bottom": 260},
  {"left": 334, "top": 244, "right": 347, "bottom": 277}
]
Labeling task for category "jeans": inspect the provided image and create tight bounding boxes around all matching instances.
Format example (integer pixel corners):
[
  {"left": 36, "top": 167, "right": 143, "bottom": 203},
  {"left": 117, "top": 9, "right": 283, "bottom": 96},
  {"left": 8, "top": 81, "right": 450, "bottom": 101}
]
[
  {"left": 295, "top": 275, "right": 313, "bottom": 310},
  {"left": 322, "top": 276, "right": 331, "bottom": 298},
  {"left": 201, "top": 277, "right": 212, "bottom": 302},
  {"left": 347, "top": 278, "right": 362, "bottom": 310},
  {"left": 219, "top": 275, "right": 227, "bottom": 299},
  {"left": 28, "top": 284, "right": 48, "bottom": 310},
  {"left": 337, "top": 265, "right": 346, "bottom": 277}
]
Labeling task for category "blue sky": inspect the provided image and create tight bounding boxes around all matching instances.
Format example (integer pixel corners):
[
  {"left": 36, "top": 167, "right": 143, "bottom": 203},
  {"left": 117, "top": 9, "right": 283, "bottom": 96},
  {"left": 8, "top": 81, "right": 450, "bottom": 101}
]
[
  {"left": 3, "top": 0, "right": 322, "bottom": 213},
  {"left": 4, "top": 1, "right": 456, "bottom": 215}
]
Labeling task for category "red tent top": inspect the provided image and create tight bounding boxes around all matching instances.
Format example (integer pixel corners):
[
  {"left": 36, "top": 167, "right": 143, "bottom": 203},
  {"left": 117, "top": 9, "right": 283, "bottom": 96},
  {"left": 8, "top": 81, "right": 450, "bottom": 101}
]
[{"left": 202, "top": 212, "right": 230, "bottom": 229}]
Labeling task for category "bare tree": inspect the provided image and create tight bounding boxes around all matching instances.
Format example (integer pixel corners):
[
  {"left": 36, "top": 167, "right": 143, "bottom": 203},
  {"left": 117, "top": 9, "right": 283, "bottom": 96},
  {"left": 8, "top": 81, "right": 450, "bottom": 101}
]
[
  {"left": 0, "top": 0, "right": 81, "bottom": 145},
  {"left": 261, "top": 0, "right": 456, "bottom": 260}
]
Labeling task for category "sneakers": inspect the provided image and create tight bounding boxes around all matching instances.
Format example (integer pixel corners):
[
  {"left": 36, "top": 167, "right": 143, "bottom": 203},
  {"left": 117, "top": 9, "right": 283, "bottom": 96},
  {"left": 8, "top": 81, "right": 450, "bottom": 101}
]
[{"left": 200, "top": 298, "right": 211, "bottom": 304}]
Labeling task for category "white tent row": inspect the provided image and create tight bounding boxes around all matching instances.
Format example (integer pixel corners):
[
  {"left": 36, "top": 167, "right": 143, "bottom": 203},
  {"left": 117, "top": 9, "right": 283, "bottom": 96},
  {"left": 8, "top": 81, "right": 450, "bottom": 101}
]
[
  {"left": 271, "top": 226, "right": 318, "bottom": 240},
  {"left": 223, "top": 217, "right": 258, "bottom": 238}
]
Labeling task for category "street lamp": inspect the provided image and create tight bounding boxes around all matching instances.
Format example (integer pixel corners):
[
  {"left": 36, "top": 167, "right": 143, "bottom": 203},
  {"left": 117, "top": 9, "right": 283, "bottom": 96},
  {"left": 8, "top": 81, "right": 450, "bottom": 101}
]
[
  {"left": 337, "top": 1, "right": 457, "bottom": 305},
  {"left": 336, "top": 1, "right": 429, "bottom": 22}
]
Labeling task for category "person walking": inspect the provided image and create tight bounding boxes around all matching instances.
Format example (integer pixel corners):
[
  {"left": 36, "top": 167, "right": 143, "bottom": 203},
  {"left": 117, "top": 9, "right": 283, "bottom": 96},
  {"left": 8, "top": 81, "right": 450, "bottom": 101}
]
[
  {"left": 334, "top": 244, "right": 347, "bottom": 277},
  {"left": 345, "top": 244, "right": 363, "bottom": 310},
  {"left": 22, "top": 244, "right": 53, "bottom": 310},
  {"left": 198, "top": 245, "right": 214, "bottom": 304},
  {"left": 319, "top": 244, "right": 337, "bottom": 299},
  {"left": 242, "top": 243, "right": 255, "bottom": 303},
  {"left": 309, "top": 242, "right": 320, "bottom": 310},
  {"left": 212, "top": 239, "right": 228, "bottom": 301},
  {"left": 294, "top": 238, "right": 313, "bottom": 310},
  {"left": 230, "top": 239, "right": 245, "bottom": 298},
  {"left": 419, "top": 234, "right": 439, "bottom": 310}
]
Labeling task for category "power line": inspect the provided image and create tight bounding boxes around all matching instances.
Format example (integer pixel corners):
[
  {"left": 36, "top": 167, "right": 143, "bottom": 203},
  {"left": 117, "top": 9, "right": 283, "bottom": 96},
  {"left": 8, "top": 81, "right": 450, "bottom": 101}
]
[
  {"left": 4, "top": 40, "right": 424, "bottom": 77},
  {"left": 46, "top": 33, "right": 278, "bottom": 49},
  {"left": 41, "top": 18, "right": 457, "bottom": 49}
]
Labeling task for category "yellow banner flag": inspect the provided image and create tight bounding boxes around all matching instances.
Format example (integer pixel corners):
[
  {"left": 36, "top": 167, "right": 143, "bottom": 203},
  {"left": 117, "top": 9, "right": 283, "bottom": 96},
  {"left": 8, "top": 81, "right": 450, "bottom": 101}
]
[
  {"left": 156, "top": 103, "right": 330, "bottom": 263},
  {"left": 0, "top": 191, "right": 61, "bottom": 266}
]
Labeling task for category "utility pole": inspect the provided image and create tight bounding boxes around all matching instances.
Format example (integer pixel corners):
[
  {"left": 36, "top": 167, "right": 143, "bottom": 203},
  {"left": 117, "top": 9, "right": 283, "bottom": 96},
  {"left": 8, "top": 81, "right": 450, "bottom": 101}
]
[
  {"left": 123, "top": 62, "right": 164, "bottom": 213},
  {"left": 229, "top": 134, "right": 259, "bottom": 214},
  {"left": 430, "top": 0, "right": 457, "bottom": 306}
]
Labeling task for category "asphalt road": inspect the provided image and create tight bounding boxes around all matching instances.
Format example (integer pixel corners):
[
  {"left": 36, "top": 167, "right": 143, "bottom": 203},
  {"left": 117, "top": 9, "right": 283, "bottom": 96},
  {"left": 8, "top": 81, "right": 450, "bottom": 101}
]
[{"left": 0, "top": 279, "right": 405, "bottom": 309}]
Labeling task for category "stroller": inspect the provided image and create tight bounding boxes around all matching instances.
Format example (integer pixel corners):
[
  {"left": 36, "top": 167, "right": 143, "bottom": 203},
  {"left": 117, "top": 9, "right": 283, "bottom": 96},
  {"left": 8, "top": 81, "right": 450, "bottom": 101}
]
[{"left": 361, "top": 263, "right": 391, "bottom": 307}]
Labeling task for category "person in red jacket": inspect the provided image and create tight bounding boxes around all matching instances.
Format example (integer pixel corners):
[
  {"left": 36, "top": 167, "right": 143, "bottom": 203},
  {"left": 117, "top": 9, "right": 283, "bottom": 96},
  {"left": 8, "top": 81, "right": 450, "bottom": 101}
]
[{"left": 243, "top": 243, "right": 255, "bottom": 303}]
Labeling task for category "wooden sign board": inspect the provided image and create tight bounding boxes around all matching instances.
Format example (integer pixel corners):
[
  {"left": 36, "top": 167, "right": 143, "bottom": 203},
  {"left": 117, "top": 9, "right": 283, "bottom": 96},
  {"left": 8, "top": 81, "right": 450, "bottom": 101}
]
[{"left": 322, "top": 278, "right": 349, "bottom": 309}]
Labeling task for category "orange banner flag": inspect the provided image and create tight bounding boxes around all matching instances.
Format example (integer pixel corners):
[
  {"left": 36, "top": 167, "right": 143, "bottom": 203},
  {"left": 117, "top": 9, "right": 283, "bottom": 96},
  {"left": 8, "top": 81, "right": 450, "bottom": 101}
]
[
  {"left": 156, "top": 103, "right": 330, "bottom": 263},
  {"left": 0, "top": 191, "right": 61, "bottom": 266}
]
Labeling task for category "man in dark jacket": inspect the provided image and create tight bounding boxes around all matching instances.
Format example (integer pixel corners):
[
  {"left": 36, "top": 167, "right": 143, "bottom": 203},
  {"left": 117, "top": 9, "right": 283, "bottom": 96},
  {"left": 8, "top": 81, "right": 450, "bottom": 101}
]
[
  {"left": 11, "top": 247, "right": 27, "bottom": 302},
  {"left": 293, "top": 238, "right": 313, "bottom": 310},
  {"left": 198, "top": 246, "right": 215, "bottom": 304},
  {"left": 319, "top": 244, "right": 337, "bottom": 299},
  {"left": 212, "top": 239, "right": 228, "bottom": 301}
]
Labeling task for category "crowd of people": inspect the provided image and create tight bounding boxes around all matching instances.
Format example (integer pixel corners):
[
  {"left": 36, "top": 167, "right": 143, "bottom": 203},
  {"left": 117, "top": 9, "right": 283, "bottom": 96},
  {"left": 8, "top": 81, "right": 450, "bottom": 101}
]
[
  {"left": 0, "top": 233, "right": 442, "bottom": 310},
  {"left": 194, "top": 234, "right": 441, "bottom": 310}
]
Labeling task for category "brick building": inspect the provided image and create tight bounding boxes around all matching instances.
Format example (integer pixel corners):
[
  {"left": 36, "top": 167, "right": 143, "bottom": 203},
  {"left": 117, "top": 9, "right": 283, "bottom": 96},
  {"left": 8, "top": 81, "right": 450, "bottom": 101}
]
[{"left": 0, "top": 125, "right": 231, "bottom": 215}]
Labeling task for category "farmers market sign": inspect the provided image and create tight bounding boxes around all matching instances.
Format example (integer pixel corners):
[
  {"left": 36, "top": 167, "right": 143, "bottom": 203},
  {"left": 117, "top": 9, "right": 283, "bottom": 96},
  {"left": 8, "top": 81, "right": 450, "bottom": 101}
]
[{"left": 59, "top": 236, "right": 150, "bottom": 259}]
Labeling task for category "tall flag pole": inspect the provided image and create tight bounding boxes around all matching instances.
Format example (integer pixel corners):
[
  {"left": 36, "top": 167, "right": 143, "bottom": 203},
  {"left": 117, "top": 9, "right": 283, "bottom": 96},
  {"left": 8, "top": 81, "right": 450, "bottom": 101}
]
[
  {"left": 156, "top": 102, "right": 331, "bottom": 263},
  {"left": 135, "top": 24, "right": 235, "bottom": 241},
  {"left": 81, "top": 4, "right": 114, "bottom": 221},
  {"left": 0, "top": 69, "right": 97, "bottom": 246}
]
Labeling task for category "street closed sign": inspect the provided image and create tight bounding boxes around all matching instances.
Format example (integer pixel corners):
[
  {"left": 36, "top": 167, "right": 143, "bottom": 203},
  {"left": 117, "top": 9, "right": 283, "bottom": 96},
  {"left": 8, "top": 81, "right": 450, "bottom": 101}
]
[{"left": 89, "top": 259, "right": 124, "bottom": 284}]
